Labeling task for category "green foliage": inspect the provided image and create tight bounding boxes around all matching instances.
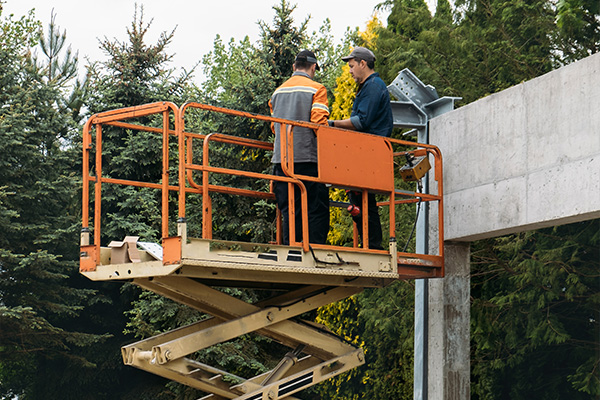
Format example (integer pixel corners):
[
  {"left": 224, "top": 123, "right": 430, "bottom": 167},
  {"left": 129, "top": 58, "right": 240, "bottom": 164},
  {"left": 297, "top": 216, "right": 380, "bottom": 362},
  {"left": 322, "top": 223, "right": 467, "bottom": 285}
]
[
  {"left": 32, "top": 11, "right": 78, "bottom": 86},
  {"left": 88, "top": 5, "right": 177, "bottom": 109},
  {"left": 0, "top": 9, "right": 128, "bottom": 399},
  {"left": 471, "top": 220, "right": 600, "bottom": 399},
  {"left": 556, "top": 0, "right": 600, "bottom": 62},
  {"left": 376, "top": 0, "right": 557, "bottom": 103},
  {"left": 258, "top": 0, "right": 308, "bottom": 89},
  {"left": 84, "top": 5, "right": 200, "bottom": 245},
  {"left": 330, "top": 62, "right": 357, "bottom": 121},
  {"left": 125, "top": 290, "right": 205, "bottom": 339},
  {"left": 195, "top": 0, "right": 350, "bottom": 244},
  {"left": 305, "top": 18, "right": 355, "bottom": 101},
  {"left": 314, "top": 282, "right": 415, "bottom": 399}
]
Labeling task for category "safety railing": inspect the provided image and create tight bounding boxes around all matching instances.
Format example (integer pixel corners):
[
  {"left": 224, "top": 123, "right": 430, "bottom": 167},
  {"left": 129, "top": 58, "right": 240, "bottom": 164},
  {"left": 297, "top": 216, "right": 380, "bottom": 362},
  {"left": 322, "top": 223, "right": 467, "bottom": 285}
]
[{"left": 80, "top": 101, "right": 444, "bottom": 273}]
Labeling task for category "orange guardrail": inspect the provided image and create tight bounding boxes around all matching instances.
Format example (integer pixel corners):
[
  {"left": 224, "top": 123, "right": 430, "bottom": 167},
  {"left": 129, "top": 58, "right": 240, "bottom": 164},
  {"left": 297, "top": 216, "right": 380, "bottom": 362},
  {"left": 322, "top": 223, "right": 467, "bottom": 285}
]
[{"left": 80, "top": 101, "right": 444, "bottom": 273}]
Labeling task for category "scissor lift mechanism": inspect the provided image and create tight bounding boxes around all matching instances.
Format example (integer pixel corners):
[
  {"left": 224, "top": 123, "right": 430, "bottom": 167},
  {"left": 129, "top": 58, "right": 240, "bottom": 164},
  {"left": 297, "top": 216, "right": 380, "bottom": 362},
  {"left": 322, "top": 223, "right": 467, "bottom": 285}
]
[{"left": 80, "top": 102, "right": 444, "bottom": 399}]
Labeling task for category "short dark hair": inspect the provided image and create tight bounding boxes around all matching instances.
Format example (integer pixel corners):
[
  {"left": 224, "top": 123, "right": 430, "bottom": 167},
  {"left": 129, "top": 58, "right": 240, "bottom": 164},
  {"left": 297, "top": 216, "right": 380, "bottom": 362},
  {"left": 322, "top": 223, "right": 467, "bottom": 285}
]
[
  {"left": 356, "top": 58, "right": 375, "bottom": 69},
  {"left": 294, "top": 59, "right": 313, "bottom": 71},
  {"left": 295, "top": 49, "right": 320, "bottom": 71}
]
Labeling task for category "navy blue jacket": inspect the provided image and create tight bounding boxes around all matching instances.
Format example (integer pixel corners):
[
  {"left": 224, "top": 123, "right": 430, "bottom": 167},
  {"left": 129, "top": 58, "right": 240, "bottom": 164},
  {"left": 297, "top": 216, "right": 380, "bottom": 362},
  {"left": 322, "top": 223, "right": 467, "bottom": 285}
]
[{"left": 350, "top": 72, "right": 393, "bottom": 137}]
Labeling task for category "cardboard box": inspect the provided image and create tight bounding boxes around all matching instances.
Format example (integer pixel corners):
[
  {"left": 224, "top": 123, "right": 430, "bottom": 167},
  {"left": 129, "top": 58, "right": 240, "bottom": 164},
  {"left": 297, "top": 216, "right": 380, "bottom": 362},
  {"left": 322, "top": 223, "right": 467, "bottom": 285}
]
[{"left": 108, "top": 236, "right": 142, "bottom": 264}]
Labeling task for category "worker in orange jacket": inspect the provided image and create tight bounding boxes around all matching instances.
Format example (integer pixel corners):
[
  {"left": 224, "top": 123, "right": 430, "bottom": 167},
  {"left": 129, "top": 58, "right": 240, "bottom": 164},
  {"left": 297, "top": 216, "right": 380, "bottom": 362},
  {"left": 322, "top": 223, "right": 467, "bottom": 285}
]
[{"left": 269, "top": 50, "right": 330, "bottom": 245}]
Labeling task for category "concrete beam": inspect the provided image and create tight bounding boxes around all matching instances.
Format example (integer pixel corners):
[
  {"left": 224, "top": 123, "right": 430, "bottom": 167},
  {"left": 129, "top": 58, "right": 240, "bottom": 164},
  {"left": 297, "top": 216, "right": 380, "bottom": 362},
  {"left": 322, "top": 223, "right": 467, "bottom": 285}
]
[{"left": 431, "top": 52, "right": 600, "bottom": 241}]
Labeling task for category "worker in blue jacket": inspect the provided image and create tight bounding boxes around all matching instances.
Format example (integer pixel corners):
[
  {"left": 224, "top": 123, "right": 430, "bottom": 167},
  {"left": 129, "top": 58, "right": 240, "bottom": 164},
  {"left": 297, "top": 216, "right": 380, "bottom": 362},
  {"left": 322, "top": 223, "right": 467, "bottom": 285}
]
[{"left": 328, "top": 46, "right": 393, "bottom": 250}]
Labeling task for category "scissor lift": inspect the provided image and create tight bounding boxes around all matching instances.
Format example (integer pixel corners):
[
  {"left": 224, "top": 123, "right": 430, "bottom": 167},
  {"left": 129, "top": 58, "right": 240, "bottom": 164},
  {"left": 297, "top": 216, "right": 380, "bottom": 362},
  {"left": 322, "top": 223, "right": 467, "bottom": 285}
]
[{"left": 79, "top": 102, "right": 444, "bottom": 399}]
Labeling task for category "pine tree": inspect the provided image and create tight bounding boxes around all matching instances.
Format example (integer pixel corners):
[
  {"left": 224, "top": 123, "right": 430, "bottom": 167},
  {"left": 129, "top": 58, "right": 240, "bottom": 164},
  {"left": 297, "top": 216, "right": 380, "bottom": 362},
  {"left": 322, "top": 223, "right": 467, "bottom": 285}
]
[
  {"left": 556, "top": 0, "right": 600, "bottom": 62},
  {"left": 471, "top": 220, "right": 600, "bottom": 398},
  {"left": 33, "top": 10, "right": 78, "bottom": 86},
  {"left": 0, "top": 10, "right": 114, "bottom": 399},
  {"left": 84, "top": 4, "right": 199, "bottom": 244},
  {"left": 376, "top": 0, "right": 557, "bottom": 103}
]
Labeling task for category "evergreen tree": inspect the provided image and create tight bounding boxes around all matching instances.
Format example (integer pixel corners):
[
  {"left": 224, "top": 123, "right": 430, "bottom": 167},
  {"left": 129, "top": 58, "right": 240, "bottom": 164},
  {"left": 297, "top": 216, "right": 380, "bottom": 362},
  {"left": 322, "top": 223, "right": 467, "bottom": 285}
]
[
  {"left": 32, "top": 10, "right": 78, "bottom": 86},
  {"left": 259, "top": 0, "right": 308, "bottom": 89},
  {"left": 375, "top": 0, "right": 557, "bottom": 103},
  {"left": 85, "top": 4, "right": 199, "bottom": 243},
  {"left": 0, "top": 9, "right": 115, "bottom": 399},
  {"left": 196, "top": 0, "right": 345, "bottom": 244},
  {"left": 471, "top": 220, "right": 600, "bottom": 399},
  {"left": 556, "top": 0, "right": 600, "bottom": 63}
]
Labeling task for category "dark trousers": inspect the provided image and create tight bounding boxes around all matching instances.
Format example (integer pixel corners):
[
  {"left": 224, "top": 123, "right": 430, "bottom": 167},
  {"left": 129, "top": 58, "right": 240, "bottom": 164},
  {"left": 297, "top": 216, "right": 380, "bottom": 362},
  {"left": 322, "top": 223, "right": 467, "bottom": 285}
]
[
  {"left": 273, "top": 163, "right": 329, "bottom": 245},
  {"left": 349, "top": 190, "right": 383, "bottom": 250}
]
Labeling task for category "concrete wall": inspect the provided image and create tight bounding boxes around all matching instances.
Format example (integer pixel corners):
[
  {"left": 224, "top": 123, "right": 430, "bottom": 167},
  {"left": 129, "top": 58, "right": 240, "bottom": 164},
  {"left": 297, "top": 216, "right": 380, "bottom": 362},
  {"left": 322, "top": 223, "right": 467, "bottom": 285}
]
[
  {"left": 423, "top": 53, "right": 600, "bottom": 399},
  {"left": 431, "top": 52, "right": 600, "bottom": 242}
]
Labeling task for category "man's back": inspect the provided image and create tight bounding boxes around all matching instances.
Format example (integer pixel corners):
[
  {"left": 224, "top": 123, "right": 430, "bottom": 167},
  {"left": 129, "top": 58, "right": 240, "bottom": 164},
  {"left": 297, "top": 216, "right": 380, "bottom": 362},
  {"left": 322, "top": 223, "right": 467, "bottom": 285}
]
[{"left": 269, "top": 71, "right": 329, "bottom": 163}]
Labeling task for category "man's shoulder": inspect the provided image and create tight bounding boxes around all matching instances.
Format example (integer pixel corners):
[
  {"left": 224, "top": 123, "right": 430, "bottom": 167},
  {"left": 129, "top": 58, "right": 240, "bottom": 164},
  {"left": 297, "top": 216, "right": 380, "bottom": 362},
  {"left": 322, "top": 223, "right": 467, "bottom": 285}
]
[
  {"left": 274, "top": 74, "right": 324, "bottom": 93},
  {"left": 362, "top": 73, "right": 390, "bottom": 100},
  {"left": 292, "top": 73, "right": 325, "bottom": 89},
  {"left": 364, "top": 72, "right": 387, "bottom": 88},
  {"left": 276, "top": 75, "right": 297, "bottom": 88}
]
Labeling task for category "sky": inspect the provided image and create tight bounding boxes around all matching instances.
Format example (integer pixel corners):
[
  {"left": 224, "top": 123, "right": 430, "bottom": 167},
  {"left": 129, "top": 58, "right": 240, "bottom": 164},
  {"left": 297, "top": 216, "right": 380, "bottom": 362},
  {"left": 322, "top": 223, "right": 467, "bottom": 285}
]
[{"left": 2, "top": 0, "right": 391, "bottom": 85}]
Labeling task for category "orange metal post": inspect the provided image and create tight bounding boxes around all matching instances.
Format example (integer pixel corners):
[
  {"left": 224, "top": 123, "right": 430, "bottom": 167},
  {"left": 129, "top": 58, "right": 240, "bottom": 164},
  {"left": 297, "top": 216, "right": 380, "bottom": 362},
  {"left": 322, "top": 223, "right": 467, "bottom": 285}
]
[
  {"left": 202, "top": 134, "right": 215, "bottom": 239},
  {"left": 177, "top": 109, "right": 186, "bottom": 221},
  {"left": 80, "top": 119, "right": 94, "bottom": 271},
  {"left": 185, "top": 135, "right": 199, "bottom": 194},
  {"left": 282, "top": 124, "right": 296, "bottom": 247},
  {"left": 81, "top": 121, "right": 91, "bottom": 231},
  {"left": 389, "top": 187, "right": 396, "bottom": 242},
  {"left": 94, "top": 124, "right": 103, "bottom": 262},
  {"left": 162, "top": 110, "right": 170, "bottom": 239},
  {"left": 282, "top": 124, "right": 294, "bottom": 246},
  {"left": 361, "top": 189, "right": 369, "bottom": 249}
]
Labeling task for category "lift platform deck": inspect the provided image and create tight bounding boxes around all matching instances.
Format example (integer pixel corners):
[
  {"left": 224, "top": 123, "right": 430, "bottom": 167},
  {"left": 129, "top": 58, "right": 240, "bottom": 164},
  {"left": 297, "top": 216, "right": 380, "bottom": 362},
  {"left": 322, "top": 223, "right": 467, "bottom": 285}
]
[{"left": 79, "top": 102, "right": 444, "bottom": 399}]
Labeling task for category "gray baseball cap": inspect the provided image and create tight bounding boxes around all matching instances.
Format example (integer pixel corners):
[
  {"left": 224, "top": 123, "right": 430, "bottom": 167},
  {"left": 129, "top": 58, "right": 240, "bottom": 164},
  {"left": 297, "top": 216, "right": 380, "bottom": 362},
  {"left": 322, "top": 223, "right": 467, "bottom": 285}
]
[{"left": 341, "top": 46, "right": 376, "bottom": 62}]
